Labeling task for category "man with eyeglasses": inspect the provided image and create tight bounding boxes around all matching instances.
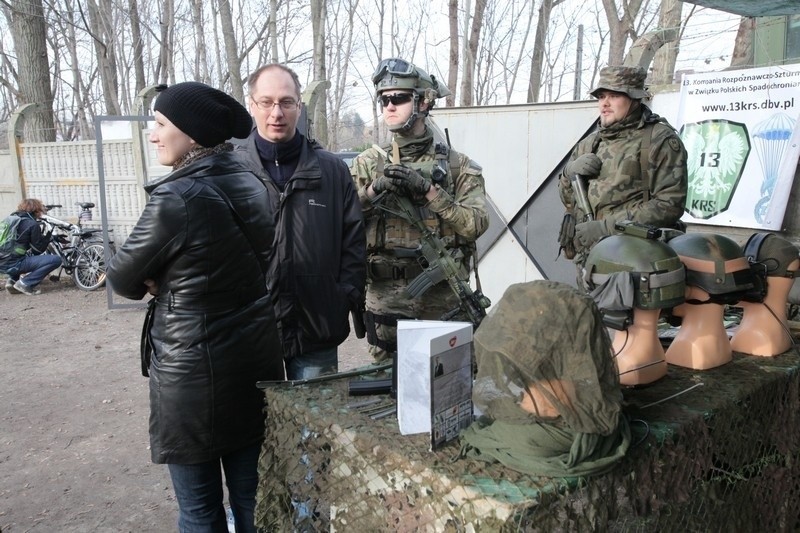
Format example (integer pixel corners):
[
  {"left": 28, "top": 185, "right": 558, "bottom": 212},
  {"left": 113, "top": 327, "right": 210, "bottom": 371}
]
[
  {"left": 351, "top": 57, "right": 489, "bottom": 364},
  {"left": 240, "top": 63, "right": 366, "bottom": 380}
]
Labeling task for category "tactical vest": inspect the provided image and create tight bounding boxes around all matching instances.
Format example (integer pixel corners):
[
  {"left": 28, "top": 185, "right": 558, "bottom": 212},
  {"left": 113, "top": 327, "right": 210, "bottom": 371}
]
[
  {"left": 367, "top": 142, "right": 461, "bottom": 250},
  {"left": 366, "top": 142, "right": 472, "bottom": 279}
]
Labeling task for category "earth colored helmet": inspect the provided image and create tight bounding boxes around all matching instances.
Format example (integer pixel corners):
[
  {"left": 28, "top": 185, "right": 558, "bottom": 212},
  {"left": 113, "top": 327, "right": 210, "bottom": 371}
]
[
  {"left": 372, "top": 57, "right": 451, "bottom": 132},
  {"left": 583, "top": 233, "right": 686, "bottom": 313},
  {"left": 590, "top": 66, "right": 649, "bottom": 100},
  {"left": 666, "top": 232, "right": 756, "bottom": 305}
]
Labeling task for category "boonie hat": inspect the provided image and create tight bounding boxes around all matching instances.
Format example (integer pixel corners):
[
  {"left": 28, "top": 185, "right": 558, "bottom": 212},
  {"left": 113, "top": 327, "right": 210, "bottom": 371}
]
[{"left": 590, "top": 66, "right": 649, "bottom": 100}]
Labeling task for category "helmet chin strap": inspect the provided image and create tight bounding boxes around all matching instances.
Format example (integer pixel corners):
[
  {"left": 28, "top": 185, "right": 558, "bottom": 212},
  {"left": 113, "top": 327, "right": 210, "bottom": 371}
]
[{"left": 388, "top": 93, "right": 422, "bottom": 133}]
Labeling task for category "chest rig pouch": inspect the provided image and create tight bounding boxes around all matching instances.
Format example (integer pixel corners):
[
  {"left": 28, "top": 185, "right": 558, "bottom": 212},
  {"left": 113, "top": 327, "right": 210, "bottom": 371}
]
[{"left": 368, "top": 142, "right": 459, "bottom": 253}]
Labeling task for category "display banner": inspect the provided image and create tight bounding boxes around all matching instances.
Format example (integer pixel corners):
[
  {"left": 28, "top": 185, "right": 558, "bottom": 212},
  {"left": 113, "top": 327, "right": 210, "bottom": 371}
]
[{"left": 676, "top": 64, "right": 800, "bottom": 230}]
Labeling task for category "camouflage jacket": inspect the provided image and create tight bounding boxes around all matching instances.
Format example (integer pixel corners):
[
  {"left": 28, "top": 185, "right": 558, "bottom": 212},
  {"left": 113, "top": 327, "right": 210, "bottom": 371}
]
[
  {"left": 559, "top": 105, "right": 688, "bottom": 253},
  {"left": 351, "top": 127, "right": 488, "bottom": 266}
]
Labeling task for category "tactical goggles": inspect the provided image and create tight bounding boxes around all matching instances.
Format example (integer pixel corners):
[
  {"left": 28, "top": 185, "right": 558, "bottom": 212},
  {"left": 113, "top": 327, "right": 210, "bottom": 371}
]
[
  {"left": 371, "top": 58, "right": 416, "bottom": 83},
  {"left": 379, "top": 93, "right": 414, "bottom": 107}
]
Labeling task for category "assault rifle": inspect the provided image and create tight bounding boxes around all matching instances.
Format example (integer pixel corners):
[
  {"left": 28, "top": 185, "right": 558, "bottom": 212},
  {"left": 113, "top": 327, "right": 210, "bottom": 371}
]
[{"left": 372, "top": 191, "right": 491, "bottom": 328}]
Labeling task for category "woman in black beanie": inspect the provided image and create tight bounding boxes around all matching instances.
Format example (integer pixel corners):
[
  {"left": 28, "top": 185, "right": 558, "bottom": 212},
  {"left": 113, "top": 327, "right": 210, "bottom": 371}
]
[{"left": 107, "top": 82, "right": 284, "bottom": 533}]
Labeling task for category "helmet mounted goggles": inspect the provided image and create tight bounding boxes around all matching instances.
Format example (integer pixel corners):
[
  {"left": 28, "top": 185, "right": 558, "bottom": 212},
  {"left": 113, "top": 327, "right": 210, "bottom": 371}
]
[{"left": 371, "top": 58, "right": 417, "bottom": 85}]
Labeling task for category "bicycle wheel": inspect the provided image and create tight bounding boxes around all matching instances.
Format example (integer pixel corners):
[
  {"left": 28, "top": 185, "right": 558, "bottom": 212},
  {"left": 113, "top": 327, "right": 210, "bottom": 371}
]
[{"left": 72, "top": 243, "right": 109, "bottom": 291}]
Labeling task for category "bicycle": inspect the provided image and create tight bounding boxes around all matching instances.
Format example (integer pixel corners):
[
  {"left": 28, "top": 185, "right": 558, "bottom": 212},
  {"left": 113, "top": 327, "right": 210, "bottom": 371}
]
[{"left": 41, "top": 202, "right": 116, "bottom": 291}]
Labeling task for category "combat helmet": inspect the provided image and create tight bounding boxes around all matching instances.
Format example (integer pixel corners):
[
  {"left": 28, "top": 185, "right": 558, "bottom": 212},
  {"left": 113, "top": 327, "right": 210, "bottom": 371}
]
[
  {"left": 583, "top": 233, "right": 686, "bottom": 327},
  {"left": 666, "top": 232, "right": 756, "bottom": 305},
  {"left": 372, "top": 57, "right": 451, "bottom": 132},
  {"left": 739, "top": 232, "right": 800, "bottom": 303}
]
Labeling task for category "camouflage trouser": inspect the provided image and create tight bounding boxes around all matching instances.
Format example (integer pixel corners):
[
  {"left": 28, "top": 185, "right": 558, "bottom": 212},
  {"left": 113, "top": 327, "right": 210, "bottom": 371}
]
[{"left": 365, "top": 279, "right": 462, "bottom": 363}]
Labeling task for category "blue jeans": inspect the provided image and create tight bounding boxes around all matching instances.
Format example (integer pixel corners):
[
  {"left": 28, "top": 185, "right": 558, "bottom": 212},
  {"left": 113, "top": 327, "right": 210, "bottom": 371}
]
[
  {"left": 167, "top": 441, "right": 261, "bottom": 533},
  {"left": 286, "top": 347, "right": 338, "bottom": 380},
  {"left": 8, "top": 254, "right": 62, "bottom": 287}
]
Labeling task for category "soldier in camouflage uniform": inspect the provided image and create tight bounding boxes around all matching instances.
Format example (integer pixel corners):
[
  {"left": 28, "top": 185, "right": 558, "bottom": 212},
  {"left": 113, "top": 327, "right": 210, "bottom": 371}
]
[
  {"left": 558, "top": 65, "right": 688, "bottom": 265},
  {"left": 351, "top": 58, "right": 489, "bottom": 363}
]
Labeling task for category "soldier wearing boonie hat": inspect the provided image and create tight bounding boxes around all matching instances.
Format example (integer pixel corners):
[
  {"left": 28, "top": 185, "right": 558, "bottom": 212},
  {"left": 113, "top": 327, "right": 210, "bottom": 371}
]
[{"left": 557, "top": 65, "right": 688, "bottom": 271}]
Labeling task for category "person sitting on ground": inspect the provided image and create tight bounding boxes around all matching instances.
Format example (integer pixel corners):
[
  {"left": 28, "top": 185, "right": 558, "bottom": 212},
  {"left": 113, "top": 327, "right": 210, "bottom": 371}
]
[
  {"left": 459, "top": 280, "right": 631, "bottom": 478},
  {"left": 0, "top": 198, "right": 61, "bottom": 296}
]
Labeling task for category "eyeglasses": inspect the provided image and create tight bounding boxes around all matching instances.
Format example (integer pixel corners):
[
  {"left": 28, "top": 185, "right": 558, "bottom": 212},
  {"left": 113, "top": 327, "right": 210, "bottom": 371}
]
[
  {"left": 379, "top": 93, "right": 414, "bottom": 107},
  {"left": 372, "top": 58, "right": 417, "bottom": 84},
  {"left": 251, "top": 98, "right": 299, "bottom": 111}
]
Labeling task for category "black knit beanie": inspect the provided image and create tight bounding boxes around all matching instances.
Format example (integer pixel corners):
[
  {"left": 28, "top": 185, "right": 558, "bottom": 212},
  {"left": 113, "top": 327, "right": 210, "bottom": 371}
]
[{"left": 153, "top": 82, "right": 253, "bottom": 147}]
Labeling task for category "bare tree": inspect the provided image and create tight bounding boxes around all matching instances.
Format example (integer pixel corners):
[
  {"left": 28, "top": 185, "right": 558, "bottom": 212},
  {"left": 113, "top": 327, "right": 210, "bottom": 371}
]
[
  {"left": 459, "top": 0, "right": 487, "bottom": 106},
  {"left": 730, "top": 16, "right": 755, "bottom": 68},
  {"left": 311, "top": 0, "right": 328, "bottom": 146},
  {"left": 217, "top": 0, "right": 243, "bottom": 100},
  {"left": 528, "top": 0, "right": 564, "bottom": 102},
  {"left": 651, "top": 0, "right": 687, "bottom": 85},
  {"left": 446, "top": 0, "right": 458, "bottom": 107},
  {"left": 128, "top": 0, "right": 146, "bottom": 94},
  {"left": 601, "top": 0, "right": 644, "bottom": 65},
  {"left": 2, "top": 0, "right": 56, "bottom": 140},
  {"left": 156, "top": 0, "right": 175, "bottom": 84}
]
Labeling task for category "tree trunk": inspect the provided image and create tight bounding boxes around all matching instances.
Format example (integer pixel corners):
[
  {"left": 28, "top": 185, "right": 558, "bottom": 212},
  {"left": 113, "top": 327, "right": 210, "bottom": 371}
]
[
  {"left": 191, "top": 0, "right": 210, "bottom": 83},
  {"left": 61, "top": 0, "right": 93, "bottom": 138},
  {"left": 157, "top": 0, "right": 175, "bottom": 84},
  {"left": 6, "top": 0, "right": 55, "bottom": 141},
  {"left": 651, "top": 0, "right": 682, "bottom": 85},
  {"left": 730, "top": 16, "right": 754, "bottom": 68},
  {"left": 602, "top": 0, "right": 643, "bottom": 65},
  {"left": 217, "top": 0, "right": 243, "bottom": 100},
  {"left": 528, "top": 0, "right": 564, "bottom": 103},
  {"left": 269, "top": 0, "right": 279, "bottom": 61},
  {"left": 310, "top": 0, "right": 328, "bottom": 146},
  {"left": 84, "top": 0, "right": 121, "bottom": 115},
  {"left": 128, "top": 0, "right": 146, "bottom": 94},
  {"left": 459, "top": 0, "right": 487, "bottom": 106},
  {"left": 446, "top": 0, "right": 458, "bottom": 107}
]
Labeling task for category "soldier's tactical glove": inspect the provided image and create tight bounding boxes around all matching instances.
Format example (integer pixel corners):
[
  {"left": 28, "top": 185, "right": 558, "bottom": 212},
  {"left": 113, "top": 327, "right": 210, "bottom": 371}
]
[
  {"left": 384, "top": 164, "right": 432, "bottom": 196},
  {"left": 575, "top": 220, "right": 610, "bottom": 249},
  {"left": 558, "top": 212, "right": 576, "bottom": 259},
  {"left": 565, "top": 154, "right": 602, "bottom": 179},
  {"left": 371, "top": 175, "right": 403, "bottom": 195}
]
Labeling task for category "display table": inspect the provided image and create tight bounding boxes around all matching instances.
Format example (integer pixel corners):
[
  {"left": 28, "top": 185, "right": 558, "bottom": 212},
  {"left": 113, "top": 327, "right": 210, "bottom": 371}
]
[{"left": 255, "top": 350, "right": 800, "bottom": 531}]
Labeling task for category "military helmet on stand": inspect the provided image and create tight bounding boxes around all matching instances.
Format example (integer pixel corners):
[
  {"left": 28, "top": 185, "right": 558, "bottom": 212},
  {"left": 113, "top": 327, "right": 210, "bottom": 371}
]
[
  {"left": 666, "top": 232, "right": 756, "bottom": 305},
  {"left": 583, "top": 232, "right": 686, "bottom": 324},
  {"left": 739, "top": 232, "right": 800, "bottom": 303},
  {"left": 371, "top": 57, "right": 450, "bottom": 132}
]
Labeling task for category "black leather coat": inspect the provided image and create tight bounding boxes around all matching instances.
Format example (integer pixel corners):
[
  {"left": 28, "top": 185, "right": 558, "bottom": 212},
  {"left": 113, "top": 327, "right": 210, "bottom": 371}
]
[{"left": 107, "top": 150, "right": 284, "bottom": 464}]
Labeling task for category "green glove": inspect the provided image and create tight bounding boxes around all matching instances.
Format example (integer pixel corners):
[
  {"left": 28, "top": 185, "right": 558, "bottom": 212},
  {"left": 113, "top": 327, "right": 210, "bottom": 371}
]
[
  {"left": 384, "top": 164, "right": 432, "bottom": 196},
  {"left": 371, "top": 175, "right": 403, "bottom": 194},
  {"left": 565, "top": 154, "right": 602, "bottom": 178},
  {"left": 575, "top": 220, "right": 609, "bottom": 249}
]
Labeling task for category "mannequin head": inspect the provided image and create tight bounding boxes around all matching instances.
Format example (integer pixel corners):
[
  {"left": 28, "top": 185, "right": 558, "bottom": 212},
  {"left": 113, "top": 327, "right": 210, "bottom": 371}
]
[
  {"left": 732, "top": 233, "right": 799, "bottom": 356},
  {"left": 583, "top": 232, "right": 684, "bottom": 385}
]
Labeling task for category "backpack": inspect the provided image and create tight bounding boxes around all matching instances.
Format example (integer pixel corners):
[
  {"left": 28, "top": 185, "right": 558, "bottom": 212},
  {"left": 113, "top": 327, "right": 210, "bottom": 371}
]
[{"left": 0, "top": 214, "right": 24, "bottom": 260}]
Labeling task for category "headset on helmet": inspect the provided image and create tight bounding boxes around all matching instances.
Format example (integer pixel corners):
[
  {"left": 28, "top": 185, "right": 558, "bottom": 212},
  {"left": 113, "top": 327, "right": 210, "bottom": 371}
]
[
  {"left": 372, "top": 58, "right": 451, "bottom": 132},
  {"left": 739, "top": 232, "right": 800, "bottom": 303},
  {"left": 666, "top": 233, "right": 756, "bottom": 305},
  {"left": 583, "top": 231, "right": 686, "bottom": 330}
]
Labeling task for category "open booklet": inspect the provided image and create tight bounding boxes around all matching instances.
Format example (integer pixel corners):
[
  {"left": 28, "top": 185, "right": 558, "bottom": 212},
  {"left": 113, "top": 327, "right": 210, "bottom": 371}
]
[{"left": 396, "top": 320, "right": 474, "bottom": 450}]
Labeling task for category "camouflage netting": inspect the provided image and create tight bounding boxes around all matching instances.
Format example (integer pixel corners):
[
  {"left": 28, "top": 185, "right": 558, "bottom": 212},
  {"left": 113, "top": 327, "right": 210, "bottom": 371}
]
[{"left": 255, "top": 348, "right": 800, "bottom": 532}]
